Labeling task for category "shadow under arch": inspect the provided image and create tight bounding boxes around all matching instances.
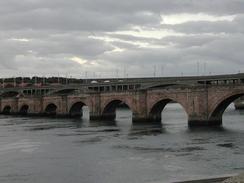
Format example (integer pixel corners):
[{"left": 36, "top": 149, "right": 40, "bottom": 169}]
[
  {"left": 44, "top": 103, "right": 57, "bottom": 116},
  {"left": 209, "top": 93, "right": 244, "bottom": 124},
  {"left": 2, "top": 105, "right": 11, "bottom": 114},
  {"left": 102, "top": 100, "right": 132, "bottom": 121},
  {"left": 149, "top": 99, "right": 188, "bottom": 123},
  {"left": 19, "top": 105, "right": 29, "bottom": 115},
  {"left": 69, "top": 101, "right": 88, "bottom": 118}
]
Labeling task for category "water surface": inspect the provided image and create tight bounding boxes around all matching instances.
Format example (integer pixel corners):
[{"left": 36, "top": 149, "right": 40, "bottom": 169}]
[{"left": 0, "top": 103, "right": 243, "bottom": 183}]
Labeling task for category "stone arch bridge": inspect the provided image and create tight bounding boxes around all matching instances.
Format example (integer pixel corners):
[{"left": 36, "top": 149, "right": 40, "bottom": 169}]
[{"left": 0, "top": 74, "right": 244, "bottom": 127}]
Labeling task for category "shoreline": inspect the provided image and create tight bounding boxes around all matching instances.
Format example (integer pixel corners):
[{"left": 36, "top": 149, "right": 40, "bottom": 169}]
[{"left": 172, "top": 174, "right": 237, "bottom": 183}]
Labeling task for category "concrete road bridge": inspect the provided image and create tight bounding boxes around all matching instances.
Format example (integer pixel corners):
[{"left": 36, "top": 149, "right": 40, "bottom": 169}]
[{"left": 0, "top": 73, "right": 244, "bottom": 127}]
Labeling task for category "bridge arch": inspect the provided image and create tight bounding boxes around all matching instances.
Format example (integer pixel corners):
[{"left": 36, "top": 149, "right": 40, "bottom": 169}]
[
  {"left": 69, "top": 101, "right": 88, "bottom": 118},
  {"left": 2, "top": 105, "right": 11, "bottom": 114},
  {"left": 149, "top": 98, "right": 188, "bottom": 123},
  {"left": 209, "top": 91, "right": 244, "bottom": 124},
  {"left": 102, "top": 99, "right": 133, "bottom": 121},
  {"left": 44, "top": 103, "right": 57, "bottom": 116},
  {"left": 19, "top": 104, "right": 29, "bottom": 115}
]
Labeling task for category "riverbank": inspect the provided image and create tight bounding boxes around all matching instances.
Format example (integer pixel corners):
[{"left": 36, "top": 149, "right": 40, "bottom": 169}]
[
  {"left": 174, "top": 174, "right": 234, "bottom": 183},
  {"left": 174, "top": 172, "right": 244, "bottom": 183},
  {"left": 222, "top": 172, "right": 244, "bottom": 183}
]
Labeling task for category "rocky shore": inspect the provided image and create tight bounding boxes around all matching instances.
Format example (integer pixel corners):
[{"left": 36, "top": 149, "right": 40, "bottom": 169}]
[
  {"left": 175, "top": 176, "right": 230, "bottom": 183},
  {"left": 222, "top": 173, "right": 244, "bottom": 183},
  {"left": 175, "top": 173, "right": 244, "bottom": 183}
]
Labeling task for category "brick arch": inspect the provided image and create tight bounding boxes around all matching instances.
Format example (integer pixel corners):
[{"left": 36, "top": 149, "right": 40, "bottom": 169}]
[
  {"left": 1, "top": 98, "right": 18, "bottom": 114},
  {"left": 2, "top": 105, "right": 12, "bottom": 114},
  {"left": 18, "top": 99, "right": 36, "bottom": 114},
  {"left": 68, "top": 101, "right": 88, "bottom": 117},
  {"left": 19, "top": 104, "right": 29, "bottom": 115},
  {"left": 101, "top": 97, "right": 134, "bottom": 114},
  {"left": 209, "top": 90, "right": 244, "bottom": 120},
  {"left": 101, "top": 97, "right": 134, "bottom": 121},
  {"left": 68, "top": 100, "right": 88, "bottom": 111},
  {"left": 44, "top": 103, "right": 58, "bottom": 115},
  {"left": 148, "top": 94, "right": 190, "bottom": 115},
  {"left": 42, "top": 98, "right": 60, "bottom": 111},
  {"left": 148, "top": 97, "right": 189, "bottom": 122}
]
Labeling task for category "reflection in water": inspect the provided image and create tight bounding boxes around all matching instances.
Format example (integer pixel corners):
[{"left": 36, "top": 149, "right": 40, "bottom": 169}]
[
  {"left": 130, "top": 124, "right": 163, "bottom": 136},
  {"left": 115, "top": 107, "right": 132, "bottom": 124},
  {"left": 0, "top": 103, "right": 243, "bottom": 183},
  {"left": 238, "top": 109, "right": 244, "bottom": 115}
]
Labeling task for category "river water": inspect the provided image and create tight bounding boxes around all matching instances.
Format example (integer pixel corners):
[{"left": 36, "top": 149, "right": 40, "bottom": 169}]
[{"left": 0, "top": 103, "right": 243, "bottom": 183}]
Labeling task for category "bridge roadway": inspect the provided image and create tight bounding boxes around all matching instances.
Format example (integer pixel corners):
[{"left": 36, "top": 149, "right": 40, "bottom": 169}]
[{"left": 0, "top": 73, "right": 244, "bottom": 127}]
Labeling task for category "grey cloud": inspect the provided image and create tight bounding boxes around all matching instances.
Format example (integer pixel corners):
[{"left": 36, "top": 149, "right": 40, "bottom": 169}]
[
  {"left": 161, "top": 14, "right": 244, "bottom": 34},
  {"left": 81, "top": 0, "right": 244, "bottom": 15},
  {"left": 157, "top": 35, "right": 222, "bottom": 48},
  {"left": 99, "top": 32, "right": 244, "bottom": 76},
  {"left": 32, "top": 34, "right": 114, "bottom": 58},
  {"left": 0, "top": 4, "right": 161, "bottom": 32},
  {"left": 0, "top": 0, "right": 244, "bottom": 77},
  {"left": 1, "top": 0, "right": 244, "bottom": 32}
]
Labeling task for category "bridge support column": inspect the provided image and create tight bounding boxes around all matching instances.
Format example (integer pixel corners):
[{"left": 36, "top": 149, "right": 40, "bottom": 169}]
[
  {"left": 188, "top": 116, "right": 222, "bottom": 127},
  {"left": 132, "top": 113, "right": 161, "bottom": 124},
  {"left": 90, "top": 114, "right": 116, "bottom": 121},
  {"left": 132, "top": 117, "right": 161, "bottom": 124}
]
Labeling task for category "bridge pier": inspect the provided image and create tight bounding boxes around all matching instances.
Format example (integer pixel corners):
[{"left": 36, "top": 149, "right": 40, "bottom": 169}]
[
  {"left": 188, "top": 120, "right": 222, "bottom": 127},
  {"left": 132, "top": 115, "right": 161, "bottom": 124},
  {"left": 90, "top": 114, "right": 116, "bottom": 121},
  {"left": 188, "top": 117, "right": 222, "bottom": 127},
  {"left": 90, "top": 113, "right": 162, "bottom": 124}
]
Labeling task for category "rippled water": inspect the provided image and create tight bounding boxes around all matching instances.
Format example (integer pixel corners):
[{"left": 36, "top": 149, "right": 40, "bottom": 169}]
[{"left": 0, "top": 103, "right": 243, "bottom": 183}]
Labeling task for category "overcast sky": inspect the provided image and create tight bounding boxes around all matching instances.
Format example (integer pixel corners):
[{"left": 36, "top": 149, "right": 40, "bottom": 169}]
[{"left": 0, "top": 0, "right": 244, "bottom": 78}]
